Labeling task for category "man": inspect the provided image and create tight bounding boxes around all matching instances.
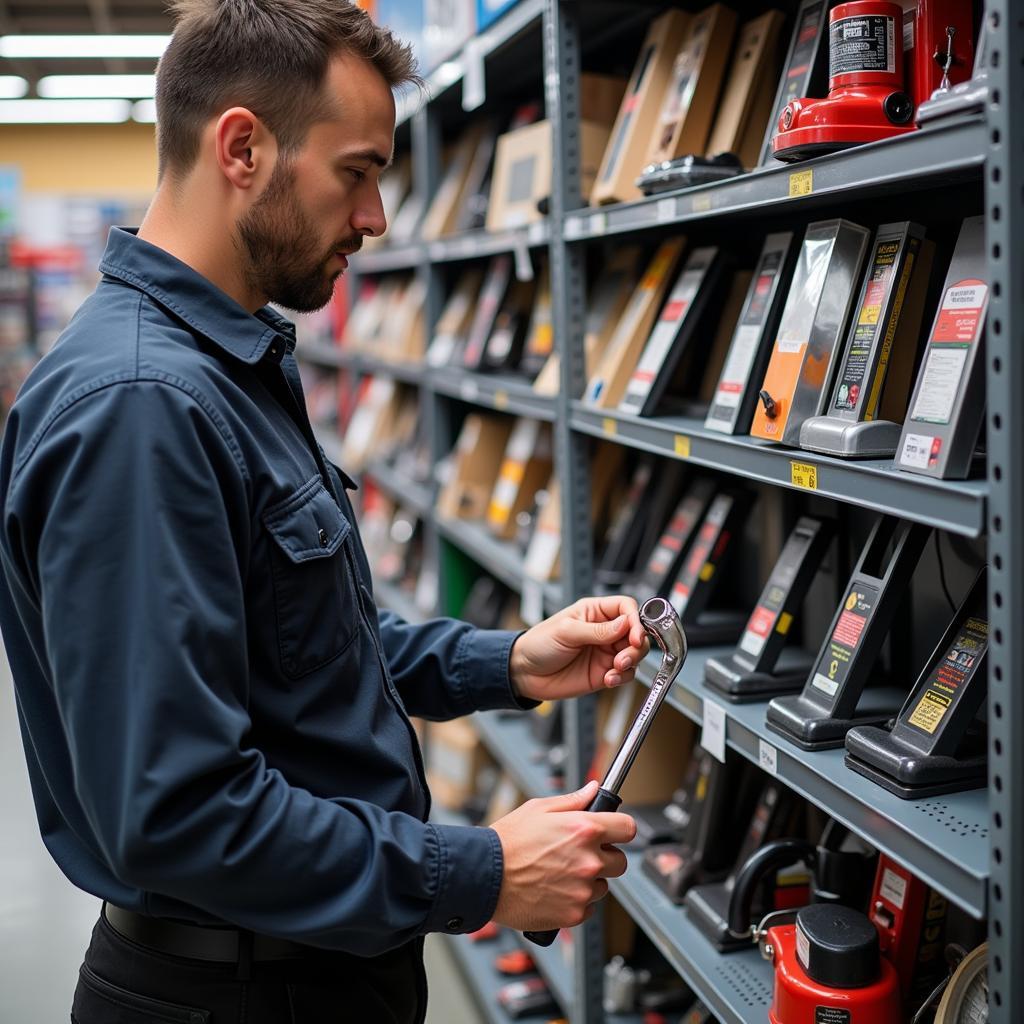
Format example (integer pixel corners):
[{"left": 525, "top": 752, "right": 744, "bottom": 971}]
[{"left": 0, "top": 2, "right": 647, "bottom": 1021}]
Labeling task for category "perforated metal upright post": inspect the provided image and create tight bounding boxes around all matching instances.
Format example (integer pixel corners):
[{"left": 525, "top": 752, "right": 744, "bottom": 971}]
[
  {"left": 412, "top": 104, "right": 446, "bottom": 615},
  {"left": 984, "top": 3, "right": 1023, "bottom": 1020},
  {"left": 544, "top": 3, "right": 602, "bottom": 1021}
]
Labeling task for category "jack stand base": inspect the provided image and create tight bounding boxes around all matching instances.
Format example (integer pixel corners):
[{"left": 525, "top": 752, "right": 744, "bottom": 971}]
[
  {"left": 704, "top": 646, "right": 815, "bottom": 704},
  {"left": 799, "top": 417, "right": 903, "bottom": 459},
  {"left": 766, "top": 685, "right": 905, "bottom": 751},
  {"left": 682, "top": 609, "right": 748, "bottom": 648},
  {"left": 845, "top": 725, "right": 987, "bottom": 799},
  {"left": 685, "top": 881, "right": 753, "bottom": 953}
]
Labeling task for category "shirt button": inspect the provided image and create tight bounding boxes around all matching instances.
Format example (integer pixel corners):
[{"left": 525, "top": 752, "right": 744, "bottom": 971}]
[
  {"left": 446, "top": 917, "right": 463, "bottom": 932},
  {"left": 318, "top": 528, "right": 328, "bottom": 547}
]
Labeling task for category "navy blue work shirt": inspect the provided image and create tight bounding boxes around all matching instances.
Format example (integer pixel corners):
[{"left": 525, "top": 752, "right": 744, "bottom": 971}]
[{"left": 0, "top": 227, "right": 529, "bottom": 954}]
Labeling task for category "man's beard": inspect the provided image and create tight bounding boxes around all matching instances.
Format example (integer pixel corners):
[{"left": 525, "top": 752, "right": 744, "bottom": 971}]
[{"left": 235, "top": 160, "right": 361, "bottom": 313}]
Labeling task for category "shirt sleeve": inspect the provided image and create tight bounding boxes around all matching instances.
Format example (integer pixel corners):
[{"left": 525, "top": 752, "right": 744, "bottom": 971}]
[
  {"left": 2, "top": 379, "right": 501, "bottom": 953},
  {"left": 376, "top": 610, "right": 536, "bottom": 720}
]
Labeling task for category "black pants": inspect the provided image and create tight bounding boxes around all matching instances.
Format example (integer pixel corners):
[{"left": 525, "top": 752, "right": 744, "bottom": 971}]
[{"left": 71, "top": 910, "right": 427, "bottom": 1023}]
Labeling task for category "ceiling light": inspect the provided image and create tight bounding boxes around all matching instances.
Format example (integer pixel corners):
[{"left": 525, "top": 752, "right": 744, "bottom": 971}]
[
  {"left": 132, "top": 99, "right": 157, "bottom": 123},
  {"left": 0, "top": 76, "right": 28, "bottom": 99},
  {"left": 0, "top": 99, "right": 132, "bottom": 124},
  {"left": 0, "top": 35, "right": 169, "bottom": 59},
  {"left": 38, "top": 75, "right": 157, "bottom": 99}
]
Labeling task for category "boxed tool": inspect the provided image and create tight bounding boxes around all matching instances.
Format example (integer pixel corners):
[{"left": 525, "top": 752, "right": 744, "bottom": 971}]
[
  {"left": 846, "top": 568, "right": 989, "bottom": 798},
  {"left": 462, "top": 255, "right": 514, "bottom": 371},
  {"left": 591, "top": 10, "right": 692, "bottom": 206},
  {"left": 766, "top": 517, "right": 930, "bottom": 750},
  {"left": 437, "top": 413, "right": 514, "bottom": 520},
  {"left": 487, "top": 418, "right": 554, "bottom": 539},
  {"left": 533, "top": 247, "right": 641, "bottom": 396},
  {"left": 750, "top": 219, "right": 871, "bottom": 445},
  {"left": 517, "top": 263, "right": 552, "bottom": 380},
  {"left": 895, "top": 215, "right": 988, "bottom": 479},
  {"left": 706, "top": 232, "right": 799, "bottom": 434},
  {"left": 644, "top": 5, "right": 738, "bottom": 168},
  {"left": 426, "top": 269, "right": 484, "bottom": 367},
  {"left": 479, "top": 276, "right": 536, "bottom": 374},
  {"left": 584, "top": 238, "right": 686, "bottom": 409},
  {"left": 420, "top": 121, "right": 496, "bottom": 240},
  {"left": 617, "top": 246, "right": 725, "bottom": 418},
  {"left": 800, "top": 221, "right": 935, "bottom": 458},
  {"left": 704, "top": 515, "right": 834, "bottom": 702}
]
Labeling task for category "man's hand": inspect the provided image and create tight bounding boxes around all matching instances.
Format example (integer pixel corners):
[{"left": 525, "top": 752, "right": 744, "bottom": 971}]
[
  {"left": 509, "top": 595, "right": 651, "bottom": 704},
  {"left": 490, "top": 781, "right": 636, "bottom": 931}
]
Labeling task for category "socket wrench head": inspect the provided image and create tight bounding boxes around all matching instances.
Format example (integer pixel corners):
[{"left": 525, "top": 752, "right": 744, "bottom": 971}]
[{"left": 640, "top": 596, "right": 687, "bottom": 667}]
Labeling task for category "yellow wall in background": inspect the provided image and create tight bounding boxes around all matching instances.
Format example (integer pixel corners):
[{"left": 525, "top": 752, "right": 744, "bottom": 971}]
[{"left": 0, "top": 123, "right": 157, "bottom": 197}]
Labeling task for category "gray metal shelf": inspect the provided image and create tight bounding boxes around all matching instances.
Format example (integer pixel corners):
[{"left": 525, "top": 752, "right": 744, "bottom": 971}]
[
  {"left": 609, "top": 850, "right": 773, "bottom": 1024},
  {"left": 362, "top": 460, "right": 435, "bottom": 519},
  {"left": 295, "top": 340, "right": 347, "bottom": 369},
  {"left": 571, "top": 403, "right": 988, "bottom": 539},
  {"left": 564, "top": 115, "right": 985, "bottom": 241},
  {"left": 431, "top": 368, "right": 557, "bottom": 421},
  {"left": 472, "top": 710, "right": 560, "bottom": 801},
  {"left": 636, "top": 650, "right": 988, "bottom": 919},
  {"left": 350, "top": 242, "right": 427, "bottom": 274},
  {"left": 434, "top": 514, "right": 563, "bottom": 613},
  {"left": 443, "top": 929, "right": 559, "bottom": 1024}
]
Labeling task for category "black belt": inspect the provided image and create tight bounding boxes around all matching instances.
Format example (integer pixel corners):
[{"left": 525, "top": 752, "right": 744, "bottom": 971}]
[{"left": 103, "top": 903, "right": 311, "bottom": 964}]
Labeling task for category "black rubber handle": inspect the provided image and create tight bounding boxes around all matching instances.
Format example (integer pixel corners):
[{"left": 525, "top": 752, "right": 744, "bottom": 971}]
[
  {"left": 524, "top": 787, "right": 623, "bottom": 947},
  {"left": 726, "top": 838, "right": 815, "bottom": 938}
]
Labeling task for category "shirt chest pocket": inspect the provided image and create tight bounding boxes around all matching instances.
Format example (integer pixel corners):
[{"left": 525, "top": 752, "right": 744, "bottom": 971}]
[{"left": 263, "top": 477, "right": 358, "bottom": 679}]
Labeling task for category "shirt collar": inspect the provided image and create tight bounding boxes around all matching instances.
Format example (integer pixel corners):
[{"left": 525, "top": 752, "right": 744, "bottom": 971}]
[{"left": 98, "top": 227, "right": 296, "bottom": 365}]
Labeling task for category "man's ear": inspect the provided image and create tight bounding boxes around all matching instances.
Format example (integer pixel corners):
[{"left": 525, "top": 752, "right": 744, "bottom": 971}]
[{"left": 215, "top": 107, "right": 275, "bottom": 190}]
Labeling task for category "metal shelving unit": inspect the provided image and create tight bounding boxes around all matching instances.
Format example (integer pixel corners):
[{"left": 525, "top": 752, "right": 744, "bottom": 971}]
[
  {"left": 317, "top": 0, "right": 1021, "bottom": 1019},
  {"left": 362, "top": 460, "right": 434, "bottom": 519},
  {"left": 572, "top": 404, "right": 988, "bottom": 538}
]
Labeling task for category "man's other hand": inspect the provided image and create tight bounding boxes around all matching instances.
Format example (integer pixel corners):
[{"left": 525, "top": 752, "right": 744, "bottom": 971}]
[
  {"left": 490, "top": 781, "right": 636, "bottom": 931},
  {"left": 509, "top": 595, "right": 651, "bottom": 703}
]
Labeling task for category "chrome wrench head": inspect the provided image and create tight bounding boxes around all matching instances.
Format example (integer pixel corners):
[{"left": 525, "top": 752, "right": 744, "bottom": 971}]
[{"left": 640, "top": 596, "right": 687, "bottom": 670}]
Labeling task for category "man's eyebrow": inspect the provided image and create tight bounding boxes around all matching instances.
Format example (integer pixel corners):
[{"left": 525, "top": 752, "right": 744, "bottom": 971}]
[{"left": 340, "top": 148, "right": 393, "bottom": 170}]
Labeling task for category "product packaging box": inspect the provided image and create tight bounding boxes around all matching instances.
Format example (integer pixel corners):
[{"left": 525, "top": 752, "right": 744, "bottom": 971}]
[
  {"left": 750, "top": 219, "right": 871, "bottom": 445},
  {"left": 438, "top": 413, "right": 514, "bottom": 520},
  {"left": 645, "top": 4, "right": 738, "bottom": 168},
  {"left": 487, "top": 418, "right": 554, "bottom": 539},
  {"left": 421, "top": 121, "right": 495, "bottom": 240},
  {"left": 426, "top": 718, "right": 497, "bottom": 811},
  {"left": 584, "top": 238, "right": 686, "bottom": 409},
  {"left": 591, "top": 9, "right": 692, "bottom": 206}
]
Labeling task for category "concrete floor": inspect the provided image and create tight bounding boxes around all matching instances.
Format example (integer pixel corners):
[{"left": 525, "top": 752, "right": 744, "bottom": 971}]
[{"left": 0, "top": 647, "right": 481, "bottom": 1022}]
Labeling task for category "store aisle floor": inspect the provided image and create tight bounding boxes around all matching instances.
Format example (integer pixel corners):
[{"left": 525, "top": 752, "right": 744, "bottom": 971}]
[{"left": 0, "top": 646, "right": 479, "bottom": 1022}]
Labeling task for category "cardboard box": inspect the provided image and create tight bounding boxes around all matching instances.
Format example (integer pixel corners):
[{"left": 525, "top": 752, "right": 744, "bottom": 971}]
[
  {"left": 644, "top": 4, "right": 738, "bottom": 168},
  {"left": 533, "top": 247, "right": 641, "bottom": 396},
  {"left": 421, "top": 121, "right": 495, "bottom": 240},
  {"left": 462, "top": 255, "right": 513, "bottom": 370},
  {"left": 341, "top": 377, "right": 401, "bottom": 471},
  {"left": 705, "top": 10, "right": 786, "bottom": 169},
  {"left": 591, "top": 9, "right": 692, "bottom": 206},
  {"left": 519, "top": 263, "right": 553, "bottom": 380},
  {"left": 580, "top": 72, "right": 628, "bottom": 127},
  {"left": 438, "top": 413, "right": 514, "bottom": 520},
  {"left": 487, "top": 118, "right": 610, "bottom": 231},
  {"left": 426, "top": 269, "right": 485, "bottom": 368},
  {"left": 487, "top": 418, "right": 554, "bottom": 539},
  {"left": 584, "top": 238, "right": 686, "bottom": 409},
  {"left": 426, "top": 718, "right": 497, "bottom": 811},
  {"left": 750, "top": 219, "right": 871, "bottom": 445}
]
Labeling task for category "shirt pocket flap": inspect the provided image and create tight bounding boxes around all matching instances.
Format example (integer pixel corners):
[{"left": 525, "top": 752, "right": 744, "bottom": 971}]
[{"left": 263, "top": 477, "right": 351, "bottom": 563}]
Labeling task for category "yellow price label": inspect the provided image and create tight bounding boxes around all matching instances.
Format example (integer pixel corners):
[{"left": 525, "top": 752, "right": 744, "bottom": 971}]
[
  {"left": 493, "top": 389, "right": 509, "bottom": 410},
  {"left": 693, "top": 194, "right": 712, "bottom": 213},
  {"left": 602, "top": 417, "right": 617, "bottom": 437},
  {"left": 776, "top": 612, "right": 793, "bottom": 636},
  {"left": 674, "top": 434, "right": 691, "bottom": 458},
  {"left": 789, "top": 169, "right": 813, "bottom": 197},
  {"left": 790, "top": 461, "right": 818, "bottom": 490}
]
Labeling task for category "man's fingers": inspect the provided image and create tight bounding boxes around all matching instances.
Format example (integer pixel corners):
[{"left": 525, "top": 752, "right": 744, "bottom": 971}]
[
  {"left": 589, "top": 811, "right": 637, "bottom": 845},
  {"left": 541, "top": 780, "right": 598, "bottom": 812},
  {"left": 598, "top": 846, "right": 628, "bottom": 878},
  {"left": 588, "top": 878, "right": 610, "bottom": 904}
]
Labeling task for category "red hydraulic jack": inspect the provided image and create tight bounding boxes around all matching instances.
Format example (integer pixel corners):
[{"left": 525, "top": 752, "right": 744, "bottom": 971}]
[{"left": 773, "top": 0, "right": 974, "bottom": 161}]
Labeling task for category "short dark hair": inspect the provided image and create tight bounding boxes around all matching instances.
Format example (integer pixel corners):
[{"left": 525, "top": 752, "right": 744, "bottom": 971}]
[{"left": 156, "top": 0, "right": 418, "bottom": 179}]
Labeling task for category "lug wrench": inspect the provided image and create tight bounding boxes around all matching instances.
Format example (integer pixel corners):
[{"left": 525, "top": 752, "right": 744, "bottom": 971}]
[{"left": 524, "top": 597, "right": 688, "bottom": 947}]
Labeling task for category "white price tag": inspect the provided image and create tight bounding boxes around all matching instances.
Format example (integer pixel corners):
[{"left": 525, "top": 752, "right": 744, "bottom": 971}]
[
  {"left": 758, "top": 739, "right": 778, "bottom": 776},
  {"left": 701, "top": 699, "right": 727, "bottom": 763},
  {"left": 564, "top": 216, "right": 584, "bottom": 241},
  {"left": 520, "top": 578, "right": 545, "bottom": 626},
  {"left": 527, "top": 221, "right": 546, "bottom": 246},
  {"left": 657, "top": 197, "right": 676, "bottom": 223},
  {"left": 459, "top": 377, "right": 480, "bottom": 402},
  {"left": 588, "top": 212, "right": 607, "bottom": 236},
  {"left": 462, "top": 40, "right": 486, "bottom": 112},
  {"left": 513, "top": 233, "right": 534, "bottom": 282},
  {"left": 428, "top": 242, "right": 446, "bottom": 261}
]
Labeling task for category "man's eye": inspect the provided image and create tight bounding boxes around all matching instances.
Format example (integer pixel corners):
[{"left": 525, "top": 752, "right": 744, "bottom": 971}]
[{"left": 349, "top": 168, "right": 366, "bottom": 182}]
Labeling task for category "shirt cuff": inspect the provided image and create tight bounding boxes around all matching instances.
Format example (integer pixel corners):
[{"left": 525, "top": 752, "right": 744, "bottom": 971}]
[
  {"left": 425, "top": 823, "right": 504, "bottom": 936},
  {"left": 455, "top": 628, "right": 539, "bottom": 713}
]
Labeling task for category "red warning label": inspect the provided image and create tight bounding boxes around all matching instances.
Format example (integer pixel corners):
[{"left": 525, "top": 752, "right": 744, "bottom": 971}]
[{"left": 932, "top": 279, "right": 987, "bottom": 344}]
